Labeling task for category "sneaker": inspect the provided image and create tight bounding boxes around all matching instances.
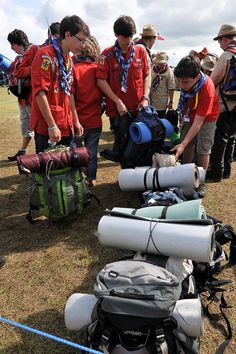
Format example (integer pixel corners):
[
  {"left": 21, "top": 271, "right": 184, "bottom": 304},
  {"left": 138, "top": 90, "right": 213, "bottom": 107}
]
[
  {"left": 197, "top": 184, "right": 206, "bottom": 198},
  {"left": 205, "top": 171, "right": 222, "bottom": 183},
  {"left": 0, "top": 256, "right": 6, "bottom": 268},
  {"left": 8, "top": 150, "right": 26, "bottom": 161}
]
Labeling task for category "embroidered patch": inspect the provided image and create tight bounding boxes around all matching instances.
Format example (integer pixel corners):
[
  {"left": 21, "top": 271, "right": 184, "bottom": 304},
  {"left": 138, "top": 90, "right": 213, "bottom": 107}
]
[
  {"left": 99, "top": 55, "right": 106, "bottom": 65},
  {"left": 41, "top": 58, "right": 51, "bottom": 70},
  {"left": 136, "top": 58, "right": 141, "bottom": 62},
  {"left": 54, "top": 86, "right": 59, "bottom": 93}
]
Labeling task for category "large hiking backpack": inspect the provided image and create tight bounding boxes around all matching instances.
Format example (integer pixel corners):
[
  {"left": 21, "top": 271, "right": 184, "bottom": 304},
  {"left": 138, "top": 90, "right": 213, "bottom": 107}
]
[
  {"left": 27, "top": 167, "right": 90, "bottom": 221},
  {"left": 86, "top": 259, "right": 200, "bottom": 354},
  {"left": 220, "top": 50, "right": 236, "bottom": 101}
]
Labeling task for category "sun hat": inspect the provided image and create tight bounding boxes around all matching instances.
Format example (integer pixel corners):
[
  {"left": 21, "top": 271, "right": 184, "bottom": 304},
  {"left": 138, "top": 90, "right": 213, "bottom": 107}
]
[
  {"left": 201, "top": 55, "right": 218, "bottom": 72},
  {"left": 153, "top": 51, "right": 169, "bottom": 64},
  {"left": 140, "top": 24, "right": 157, "bottom": 37},
  {"left": 213, "top": 24, "right": 236, "bottom": 40}
]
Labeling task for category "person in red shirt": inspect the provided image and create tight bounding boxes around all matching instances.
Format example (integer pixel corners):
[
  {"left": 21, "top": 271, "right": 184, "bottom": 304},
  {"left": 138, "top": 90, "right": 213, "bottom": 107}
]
[
  {"left": 96, "top": 15, "right": 150, "bottom": 123},
  {"left": 72, "top": 36, "right": 103, "bottom": 187},
  {"left": 172, "top": 56, "right": 220, "bottom": 196},
  {"left": 7, "top": 29, "right": 34, "bottom": 161},
  {"left": 30, "top": 15, "right": 90, "bottom": 153}
]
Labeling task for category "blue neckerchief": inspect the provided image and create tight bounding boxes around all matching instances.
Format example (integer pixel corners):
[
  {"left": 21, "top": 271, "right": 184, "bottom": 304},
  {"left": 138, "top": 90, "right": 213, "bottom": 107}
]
[
  {"left": 114, "top": 40, "right": 135, "bottom": 93},
  {"left": 52, "top": 38, "right": 72, "bottom": 96},
  {"left": 74, "top": 56, "right": 94, "bottom": 63},
  {"left": 178, "top": 71, "right": 207, "bottom": 113}
]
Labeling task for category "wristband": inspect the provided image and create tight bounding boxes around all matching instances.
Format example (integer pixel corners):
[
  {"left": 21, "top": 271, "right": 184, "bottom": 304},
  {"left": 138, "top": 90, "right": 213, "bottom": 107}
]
[
  {"left": 142, "top": 94, "right": 150, "bottom": 103},
  {"left": 48, "top": 125, "right": 56, "bottom": 131}
]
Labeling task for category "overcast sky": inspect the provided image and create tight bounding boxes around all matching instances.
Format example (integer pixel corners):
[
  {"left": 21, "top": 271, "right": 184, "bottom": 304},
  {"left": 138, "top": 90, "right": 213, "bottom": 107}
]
[{"left": 0, "top": 0, "right": 235, "bottom": 66}]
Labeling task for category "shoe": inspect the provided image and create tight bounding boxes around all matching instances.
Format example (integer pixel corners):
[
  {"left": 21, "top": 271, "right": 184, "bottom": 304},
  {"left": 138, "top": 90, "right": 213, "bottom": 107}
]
[
  {"left": 197, "top": 184, "right": 206, "bottom": 198},
  {"left": 205, "top": 171, "right": 222, "bottom": 183},
  {"left": 8, "top": 150, "right": 25, "bottom": 161},
  {"left": 0, "top": 256, "right": 6, "bottom": 268}
]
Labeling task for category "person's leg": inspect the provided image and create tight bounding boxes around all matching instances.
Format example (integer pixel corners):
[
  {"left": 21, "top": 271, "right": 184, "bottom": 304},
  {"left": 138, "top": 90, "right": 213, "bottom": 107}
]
[
  {"left": 34, "top": 132, "right": 50, "bottom": 153},
  {"left": 223, "top": 137, "right": 235, "bottom": 178},
  {"left": 196, "top": 121, "right": 216, "bottom": 171},
  {"left": 84, "top": 127, "right": 102, "bottom": 183},
  {"left": 180, "top": 121, "right": 196, "bottom": 163}
]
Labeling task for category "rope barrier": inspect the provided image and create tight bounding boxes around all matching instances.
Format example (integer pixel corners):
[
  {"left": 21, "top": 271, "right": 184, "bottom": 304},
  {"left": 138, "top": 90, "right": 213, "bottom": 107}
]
[{"left": 0, "top": 316, "right": 103, "bottom": 354}]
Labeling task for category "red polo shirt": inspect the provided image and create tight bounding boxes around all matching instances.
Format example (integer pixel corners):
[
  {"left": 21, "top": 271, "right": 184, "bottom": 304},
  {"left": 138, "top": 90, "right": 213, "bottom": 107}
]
[
  {"left": 30, "top": 45, "right": 73, "bottom": 136},
  {"left": 72, "top": 60, "right": 103, "bottom": 129},
  {"left": 96, "top": 44, "right": 149, "bottom": 117},
  {"left": 188, "top": 76, "right": 220, "bottom": 123}
]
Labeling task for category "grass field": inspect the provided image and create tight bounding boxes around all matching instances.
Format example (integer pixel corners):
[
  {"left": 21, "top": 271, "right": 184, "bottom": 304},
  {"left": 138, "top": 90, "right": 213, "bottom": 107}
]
[{"left": 0, "top": 87, "right": 236, "bottom": 353}]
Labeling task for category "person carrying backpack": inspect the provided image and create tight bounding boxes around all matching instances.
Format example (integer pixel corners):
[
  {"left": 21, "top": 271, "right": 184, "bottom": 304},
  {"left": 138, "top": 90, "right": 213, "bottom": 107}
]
[{"left": 206, "top": 24, "right": 236, "bottom": 182}]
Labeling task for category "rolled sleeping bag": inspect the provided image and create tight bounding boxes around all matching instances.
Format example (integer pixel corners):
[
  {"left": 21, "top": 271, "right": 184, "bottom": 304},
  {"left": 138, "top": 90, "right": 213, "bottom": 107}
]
[
  {"left": 97, "top": 215, "right": 214, "bottom": 262},
  {"left": 118, "top": 163, "right": 200, "bottom": 191},
  {"left": 172, "top": 298, "right": 204, "bottom": 337},
  {"left": 112, "top": 199, "right": 207, "bottom": 220},
  {"left": 129, "top": 122, "right": 152, "bottom": 144},
  {"left": 64, "top": 293, "right": 98, "bottom": 330},
  {"left": 17, "top": 147, "right": 91, "bottom": 173},
  {"left": 0, "top": 54, "right": 12, "bottom": 73},
  {"left": 160, "top": 118, "right": 175, "bottom": 137},
  {"left": 197, "top": 167, "right": 206, "bottom": 184}
]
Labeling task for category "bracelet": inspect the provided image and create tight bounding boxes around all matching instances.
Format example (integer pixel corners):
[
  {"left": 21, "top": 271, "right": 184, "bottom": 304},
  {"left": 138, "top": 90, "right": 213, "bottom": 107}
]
[
  {"left": 142, "top": 94, "right": 150, "bottom": 103},
  {"left": 48, "top": 125, "right": 56, "bottom": 131}
]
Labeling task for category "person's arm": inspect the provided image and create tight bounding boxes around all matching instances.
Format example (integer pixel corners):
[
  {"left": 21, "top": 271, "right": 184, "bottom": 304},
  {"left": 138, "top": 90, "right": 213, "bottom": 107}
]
[
  {"left": 69, "top": 94, "right": 84, "bottom": 136},
  {"left": 171, "top": 114, "right": 205, "bottom": 160},
  {"left": 137, "top": 75, "right": 150, "bottom": 109},
  {"left": 35, "top": 91, "right": 61, "bottom": 142},
  {"left": 97, "top": 78, "right": 127, "bottom": 116},
  {"left": 167, "top": 89, "right": 175, "bottom": 110}
]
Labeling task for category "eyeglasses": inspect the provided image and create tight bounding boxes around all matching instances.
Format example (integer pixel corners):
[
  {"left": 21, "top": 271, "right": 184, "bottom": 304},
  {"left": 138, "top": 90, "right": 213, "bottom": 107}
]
[{"left": 73, "top": 34, "right": 86, "bottom": 44}]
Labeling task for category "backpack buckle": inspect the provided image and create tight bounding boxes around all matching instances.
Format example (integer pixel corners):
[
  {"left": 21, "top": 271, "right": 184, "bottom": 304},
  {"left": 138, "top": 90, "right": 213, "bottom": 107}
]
[{"left": 101, "top": 329, "right": 111, "bottom": 345}]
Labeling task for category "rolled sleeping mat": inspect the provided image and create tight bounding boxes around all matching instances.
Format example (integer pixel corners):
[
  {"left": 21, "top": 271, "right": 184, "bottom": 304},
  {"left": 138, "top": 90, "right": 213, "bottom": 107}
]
[
  {"left": 118, "top": 163, "right": 200, "bottom": 192},
  {"left": 64, "top": 293, "right": 98, "bottom": 330},
  {"left": 112, "top": 199, "right": 207, "bottom": 220},
  {"left": 197, "top": 167, "right": 206, "bottom": 184},
  {"left": 172, "top": 298, "right": 204, "bottom": 337},
  {"left": 0, "top": 54, "right": 12, "bottom": 73},
  {"left": 97, "top": 215, "right": 215, "bottom": 262},
  {"left": 160, "top": 118, "right": 175, "bottom": 137},
  {"left": 129, "top": 122, "right": 152, "bottom": 144}
]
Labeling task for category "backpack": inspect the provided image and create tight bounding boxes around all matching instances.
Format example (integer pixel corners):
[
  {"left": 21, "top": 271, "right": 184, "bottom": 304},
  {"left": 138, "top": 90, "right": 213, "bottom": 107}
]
[
  {"left": 220, "top": 50, "right": 236, "bottom": 101},
  {"left": 27, "top": 166, "right": 90, "bottom": 222},
  {"left": 85, "top": 259, "right": 200, "bottom": 354},
  {"left": 8, "top": 78, "right": 31, "bottom": 100}
]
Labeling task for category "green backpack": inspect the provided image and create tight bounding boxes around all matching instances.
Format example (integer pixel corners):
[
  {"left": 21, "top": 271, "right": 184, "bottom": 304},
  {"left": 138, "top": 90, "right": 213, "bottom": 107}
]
[{"left": 27, "top": 167, "right": 90, "bottom": 222}]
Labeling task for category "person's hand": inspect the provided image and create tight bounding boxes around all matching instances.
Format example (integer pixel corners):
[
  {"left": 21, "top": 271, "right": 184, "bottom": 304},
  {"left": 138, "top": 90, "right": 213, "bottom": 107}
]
[
  {"left": 171, "top": 143, "right": 185, "bottom": 161},
  {"left": 137, "top": 96, "right": 149, "bottom": 110},
  {"left": 116, "top": 99, "right": 128, "bottom": 116},
  {"left": 74, "top": 121, "right": 84, "bottom": 137},
  {"left": 48, "top": 126, "right": 61, "bottom": 143}
]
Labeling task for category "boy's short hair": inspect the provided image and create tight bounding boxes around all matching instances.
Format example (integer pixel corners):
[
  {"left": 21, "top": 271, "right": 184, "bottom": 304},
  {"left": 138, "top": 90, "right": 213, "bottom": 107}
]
[
  {"left": 59, "top": 15, "right": 90, "bottom": 39},
  {"left": 174, "top": 55, "right": 201, "bottom": 79},
  {"left": 7, "top": 29, "right": 29, "bottom": 47},
  {"left": 49, "top": 22, "right": 60, "bottom": 36},
  {"left": 113, "top": 15, "right": 136, "bottom": 37}
]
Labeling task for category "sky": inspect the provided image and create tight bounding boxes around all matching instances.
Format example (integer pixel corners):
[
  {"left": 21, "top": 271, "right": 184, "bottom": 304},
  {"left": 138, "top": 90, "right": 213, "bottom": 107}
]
[{"left": 0, "top": 0, "right": 235, "bottom": 66}]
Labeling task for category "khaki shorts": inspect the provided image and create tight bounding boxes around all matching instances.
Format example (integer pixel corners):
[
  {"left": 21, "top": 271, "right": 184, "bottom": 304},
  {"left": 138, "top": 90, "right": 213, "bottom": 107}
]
[
  {"left": 181, "top": 121, "right": 216, "bottom": 155},
  {"left": 19, "top": 103, "right": 34, "bottom": 138}
]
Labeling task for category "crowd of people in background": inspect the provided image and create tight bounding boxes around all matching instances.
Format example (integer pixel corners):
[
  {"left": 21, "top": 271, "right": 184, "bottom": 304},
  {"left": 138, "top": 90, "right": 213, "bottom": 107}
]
[{"left": 4, "top": 15, "right": 236, "bottom": 194}]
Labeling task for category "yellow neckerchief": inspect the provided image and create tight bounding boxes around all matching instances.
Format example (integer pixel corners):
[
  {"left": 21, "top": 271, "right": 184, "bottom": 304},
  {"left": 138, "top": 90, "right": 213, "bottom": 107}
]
[{"left": 192, "top": 91, "right": 199, "bottom": 110}]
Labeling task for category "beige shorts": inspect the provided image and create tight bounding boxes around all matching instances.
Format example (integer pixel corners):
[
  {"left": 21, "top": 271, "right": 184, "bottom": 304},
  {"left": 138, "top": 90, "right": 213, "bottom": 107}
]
[{"left": 181, "top": 121, "right": 216, "bottom": 155}]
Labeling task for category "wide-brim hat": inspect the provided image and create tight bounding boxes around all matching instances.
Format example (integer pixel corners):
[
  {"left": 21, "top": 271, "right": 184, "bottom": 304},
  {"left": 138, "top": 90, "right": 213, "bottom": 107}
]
[
  {"left": 201, "top": 55, "right": 218, "bottom": 72},
  {"left": 153, "top": 51, "right": 169, "bottom": 64},
  {"left": 213, "top": 24, "right": 236, "bottom": 40},
  {"left": 140, "top": 24, "right": 157, "bottom": 37}
]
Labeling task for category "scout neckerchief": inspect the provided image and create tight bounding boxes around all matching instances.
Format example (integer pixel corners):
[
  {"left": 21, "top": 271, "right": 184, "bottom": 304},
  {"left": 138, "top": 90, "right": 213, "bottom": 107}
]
[
  {"left": 151, "top": 63, "right": 169, "bottom": 90},
  {"left": 52, "top": 38, "right": 72, "bottom": 96},
  {"left": 177, "top": 71, "right": 207, "bottom": 117},
  {"left": 224, "top": 39, "right": 236, "bottom": 53},
  {"left": 74, "top": 56, "right": 94, "bottom": 63},
  {"left": 114, "top": 40, "right": 135, "bottom": 93}
]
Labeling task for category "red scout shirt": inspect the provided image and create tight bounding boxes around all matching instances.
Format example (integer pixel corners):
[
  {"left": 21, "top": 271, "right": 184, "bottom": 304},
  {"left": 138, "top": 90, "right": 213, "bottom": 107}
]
[
  {"left": 30, "top": 45, "right": 73, "bottom": 136},
  {"left": 16, "top": 44, "right": 39, "bottom": 104},
  {"left": 188, "top": 76, "right": 220, "bottom": 123},
  {"left": 72, "top": 60, "right": 103, "bottom": 129},
  {"left": 96, "top": 44, "right": 149, "bottom": 117}
]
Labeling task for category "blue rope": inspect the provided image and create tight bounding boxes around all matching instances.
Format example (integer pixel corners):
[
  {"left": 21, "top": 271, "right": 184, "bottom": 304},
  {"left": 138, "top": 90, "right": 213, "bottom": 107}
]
[{"left": 0, "top": 316, "right": 103, "bottom": 354}]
